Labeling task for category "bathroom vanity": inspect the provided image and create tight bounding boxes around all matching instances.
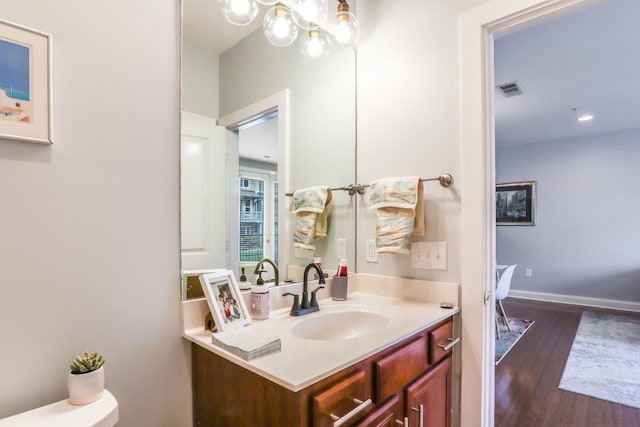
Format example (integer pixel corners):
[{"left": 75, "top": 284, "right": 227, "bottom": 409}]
[{"left": 183, "top": 280, "right": 460, "bottom": 427}]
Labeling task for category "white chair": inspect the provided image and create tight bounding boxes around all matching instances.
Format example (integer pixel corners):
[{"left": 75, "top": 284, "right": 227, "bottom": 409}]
[{"left": 495, "top": 264, "right": 517, "bottom": 339}]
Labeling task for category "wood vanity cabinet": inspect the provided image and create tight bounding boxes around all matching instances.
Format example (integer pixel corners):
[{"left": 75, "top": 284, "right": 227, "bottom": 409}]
[{"left": 192, "top": 317, "right": 456, "bottom": 427}]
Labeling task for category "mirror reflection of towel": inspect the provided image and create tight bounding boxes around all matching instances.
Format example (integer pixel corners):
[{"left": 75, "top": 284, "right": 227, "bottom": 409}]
[
  {"left": 369, "top": 177, "right": 424, "bottom": 254},
  {"left": 292, "top": 187, "right": 332, "bottom": 251}
]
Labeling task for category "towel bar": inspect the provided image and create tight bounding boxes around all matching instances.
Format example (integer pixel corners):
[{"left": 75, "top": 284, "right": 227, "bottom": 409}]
[{"left": 285, "top": 174, "right": 454, "bottom": 197}]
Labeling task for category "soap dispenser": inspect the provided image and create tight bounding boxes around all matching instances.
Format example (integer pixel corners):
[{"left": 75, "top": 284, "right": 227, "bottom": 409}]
[
  {"left": 251, "top": 265, "right": 270, "bottom": 319},
  {"left": 238, "top": 267, "right": 252, "bottom": 290}
]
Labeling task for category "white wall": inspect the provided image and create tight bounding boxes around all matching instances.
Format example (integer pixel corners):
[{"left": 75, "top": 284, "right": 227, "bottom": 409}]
[
  {"left": 497, "top": 128, "right": 640, "bottom": 302},
  {"left": 182, "top": 42, "right": 219, "bottom": 118},
  {"left": 0, "top": 2, "right": 191, "bottom": 426},
  {"left": 356, "top": 0, "right": 488, "bottom": 280}
]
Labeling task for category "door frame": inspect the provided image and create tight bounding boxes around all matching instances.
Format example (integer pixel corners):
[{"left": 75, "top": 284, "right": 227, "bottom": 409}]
[
  {"left": 459, "top": 0, "right": 605, "bottom": 425},
  {"left": 218, "top": 90, "right": 291, "bottom": 279}
]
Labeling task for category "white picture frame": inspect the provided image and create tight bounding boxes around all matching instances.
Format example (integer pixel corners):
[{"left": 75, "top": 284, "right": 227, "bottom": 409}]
[
  {"left": 199, "top": 270, "right": 251, "bottom": 332},
  {"left": 0, "top": 19, "right": 52, "bottom": 144}
]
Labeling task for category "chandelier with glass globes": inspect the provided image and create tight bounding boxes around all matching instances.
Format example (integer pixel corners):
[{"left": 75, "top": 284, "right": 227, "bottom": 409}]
[{"left": 219, "top": 0, "right": 360, "bottom": 60}]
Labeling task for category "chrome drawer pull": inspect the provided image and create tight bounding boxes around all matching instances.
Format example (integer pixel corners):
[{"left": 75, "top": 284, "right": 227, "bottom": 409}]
[
  {"left": 438, "top": 337, "right": 460, "bottom": 351},
  {"left": 330, "top": 398, "right": 372, "bottom": 427},
  {"left": 411, "top": 404, "right": 424, "bottom": 427},
  {"left": 395, "top": 416, "right": 408, "bottom": 426}
]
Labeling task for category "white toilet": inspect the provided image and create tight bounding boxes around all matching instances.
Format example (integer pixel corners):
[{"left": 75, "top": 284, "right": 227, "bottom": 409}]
[{"left": 0, "top": 389, "right": 118, "bottom": 427}]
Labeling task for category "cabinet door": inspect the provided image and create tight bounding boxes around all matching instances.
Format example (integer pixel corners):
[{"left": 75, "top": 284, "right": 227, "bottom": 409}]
[
  {"left": 405, "top": 357, "right": 452, "bottom": 427},
  {"left": 356, "top": 395, "right": 403, "bottom": 427}
]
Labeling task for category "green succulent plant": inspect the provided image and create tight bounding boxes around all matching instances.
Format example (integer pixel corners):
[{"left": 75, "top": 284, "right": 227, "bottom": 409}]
[{"left": 69, "top": 352, "right": 105, "bottom": 375}]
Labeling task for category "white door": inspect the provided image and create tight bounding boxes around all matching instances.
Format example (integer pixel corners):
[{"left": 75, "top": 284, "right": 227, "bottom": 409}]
[{"left": 180, "top": 111, "right": 233, "bottom": 270}]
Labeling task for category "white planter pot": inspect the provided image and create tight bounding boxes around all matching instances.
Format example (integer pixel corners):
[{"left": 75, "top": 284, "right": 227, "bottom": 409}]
[{"left": 68, "top": 366, "right": 105, "bottom": 405}]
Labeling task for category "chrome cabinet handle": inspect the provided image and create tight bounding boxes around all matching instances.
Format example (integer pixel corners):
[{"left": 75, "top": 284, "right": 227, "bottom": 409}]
[
  {"left": 438, "top": 337, "right": 461, "bottom": 351},
  {"left": 330, "top": 398, "right": 372, "bottom": 427},
  {"left": 411, "top": 404, "right": 424, "bottom": 427},
  {"left": 395, "top": 416, "right": 408, "bottom": 426}
]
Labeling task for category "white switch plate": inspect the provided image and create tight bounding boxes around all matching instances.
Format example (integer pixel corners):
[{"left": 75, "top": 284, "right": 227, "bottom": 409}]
[
  {"left": 525, "top": 268, "right": 532, "bottom": 277},
  {"left": 411, "top": 242, "right": 447, "bottom": 270},
  {"left": 337, "top": 238, "right": 347, "bottom": 260},
  {"left": 366, "top": 239, "right": 378, "bottom": 263}
]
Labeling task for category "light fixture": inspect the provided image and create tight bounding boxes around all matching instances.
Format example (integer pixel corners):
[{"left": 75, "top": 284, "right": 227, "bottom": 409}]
[
  {"left": 219, "top": 0, "right": 359, "bottom": 59},
  {"left": 291, "top": 0, "right": 328, "bottom": 30},
  {"left": 578, "top": 114, "right": 594, "bottom": 122},
  {"left": 220, "top": 0, "right": 260, "bottom": 26},
  {"left": 263, "top": 2, "right": 298, "bottom": 47},
  {"left": 332, "top": 0, "right": 359, "bottom": 47},
  {"left": 299, "top": 27, "right": 331, "bottom": 61}
]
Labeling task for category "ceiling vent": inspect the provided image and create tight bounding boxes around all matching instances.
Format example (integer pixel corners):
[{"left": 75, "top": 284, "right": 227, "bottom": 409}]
[{"left": 497, "top": 81, "right": 525, "bottom": 97}]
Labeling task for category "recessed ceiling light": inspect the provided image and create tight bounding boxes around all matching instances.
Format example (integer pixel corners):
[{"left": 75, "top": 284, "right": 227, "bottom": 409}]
[{"left": 578, "top": 114, "right": 594, "bottom": 122}]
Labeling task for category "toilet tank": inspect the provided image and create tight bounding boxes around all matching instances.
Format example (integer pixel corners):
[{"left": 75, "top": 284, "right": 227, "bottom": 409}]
[{"left": 0, "top": 389, "right": 118, "bottom": 427}]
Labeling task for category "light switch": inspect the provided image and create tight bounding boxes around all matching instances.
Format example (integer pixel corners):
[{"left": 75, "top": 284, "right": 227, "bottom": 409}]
[
  {"left": 337, "top": 238, "right": 347, "bottom": 260},
  {"left": 366, "top": 239, "right": 378, "bottom": 263},
  {"left": 411, "top": 241, "right": 447, "bottom": 270}
]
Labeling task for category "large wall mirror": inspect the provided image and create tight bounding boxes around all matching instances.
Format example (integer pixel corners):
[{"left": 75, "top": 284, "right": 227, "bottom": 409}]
[{"left": 181, "top": 0, "right": 357, "bottom": 299}]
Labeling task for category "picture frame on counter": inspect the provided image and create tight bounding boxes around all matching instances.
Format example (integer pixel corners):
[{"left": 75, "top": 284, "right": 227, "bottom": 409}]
[
  {"left": 0, "top": 19, "right": 52, "bottom": 144},
  {"left": 199, "top": 270, "right": 251, "bottom": 332},
  {"left": 496, "top": 181, "right": 536, "bottom": 225}
]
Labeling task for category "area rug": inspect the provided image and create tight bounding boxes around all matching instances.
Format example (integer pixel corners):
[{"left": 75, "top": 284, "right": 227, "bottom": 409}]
[
  {"left": 495, "top": 318, "right": 535, "bottom": 364},
  {"left": 558, "top": 311, "right": 640, "bottom": 409}
]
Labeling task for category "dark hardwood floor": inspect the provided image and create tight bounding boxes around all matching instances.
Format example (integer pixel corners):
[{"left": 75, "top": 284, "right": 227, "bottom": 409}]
[{"left": 495, "top": 298, "right": 640, "bottom": 427}]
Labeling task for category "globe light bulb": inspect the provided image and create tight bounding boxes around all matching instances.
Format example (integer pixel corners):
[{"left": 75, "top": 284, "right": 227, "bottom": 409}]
[
  {"left": 291, "top": 0, "right": 328, "bottom": 30},
  {"left": 263, "top": 3, "right": 298, "bottom": 47},
  {"left": 220, "top": 0, "right": 259, "bottom": 26},
  {"left": 300, "top": 28, "right": 330, "bottom": 61},
  {"left": 231, "top": 0, "right": 249, "bottom": 14},
  {"left": 331, "top": 2, "right": 360, "bottom": 47}
]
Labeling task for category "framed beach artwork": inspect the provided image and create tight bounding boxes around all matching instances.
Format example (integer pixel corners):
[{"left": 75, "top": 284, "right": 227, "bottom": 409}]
[
  {"left": 496, "top": 181, "right": 536, "bottom": 226},
  {"left": 0, "top": 19, "right": 52, "bottom": 144},
  {"left": 199, "top": 270, "right": 251, "bottom": 332}
]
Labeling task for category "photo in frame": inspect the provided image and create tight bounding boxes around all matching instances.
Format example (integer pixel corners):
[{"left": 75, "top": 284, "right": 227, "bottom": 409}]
[
  {"left": 0, "top": 19, "right": 52, "bottom": 144},
  {"left": 199, "top": 270, "right": 251, "bottom": 332},
  {"left": 496, "top": 181, "right": 536, "bottom": 225}
]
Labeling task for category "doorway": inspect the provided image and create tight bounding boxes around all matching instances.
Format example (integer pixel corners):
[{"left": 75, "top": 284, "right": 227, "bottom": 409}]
[{"left": 459, "top": 0, "right": 608, "bottom": 426}]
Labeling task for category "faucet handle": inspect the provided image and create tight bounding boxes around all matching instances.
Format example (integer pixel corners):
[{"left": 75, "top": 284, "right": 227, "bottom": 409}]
[
  {"left": 283, "top": 292, "right": 301, "bottom": 316},
  {"left": 310, "top": 286, "right": 325, "bottom": 308}
]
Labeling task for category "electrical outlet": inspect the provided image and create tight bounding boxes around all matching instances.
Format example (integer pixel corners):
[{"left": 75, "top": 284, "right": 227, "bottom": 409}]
[
  {"left": 366, "top": 239, "right": 378, "bottom": 263},
  {"left": 337, "top": 238, "right": 347, "bottom": 260},
  {"left": 525, "top": 268, "right": 532, "bottom": 277}
]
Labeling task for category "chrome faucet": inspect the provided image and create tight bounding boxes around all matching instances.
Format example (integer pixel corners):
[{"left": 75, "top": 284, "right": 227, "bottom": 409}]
[
  {"left": 254, "top": 258, "right": 279, "bottom": 286},
  {"left": 283, "top": 262, "right": 325, "bottom": 316}
]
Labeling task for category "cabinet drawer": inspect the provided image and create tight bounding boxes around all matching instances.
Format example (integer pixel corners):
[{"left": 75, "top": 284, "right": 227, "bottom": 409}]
[
  {"left": 313, "top": 370, "right": 372, "bottom": 427},
  {"left": 355, "top": 394, "right": 401, "bottom": 427},
  {"left": 429, "top": 320, "right": 457, "bottom": 364},
  {"left": 374, "top": 336, "right": 427, "bottom": 401}
]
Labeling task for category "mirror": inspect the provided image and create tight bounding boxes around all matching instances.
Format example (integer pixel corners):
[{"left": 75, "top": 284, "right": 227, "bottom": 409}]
[{"left": 180, "top": 0, "right": 357, "bottom": 299}]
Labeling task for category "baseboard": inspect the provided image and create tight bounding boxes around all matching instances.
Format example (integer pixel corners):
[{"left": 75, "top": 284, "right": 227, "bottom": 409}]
[{"left": 509, "top": 290, "right": 640, "bottom": 313}]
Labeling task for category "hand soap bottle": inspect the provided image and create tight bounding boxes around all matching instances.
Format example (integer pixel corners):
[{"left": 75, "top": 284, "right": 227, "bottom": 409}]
[
  {"left": 238, "top": 267, "right": 252, "bottom": 290},
  {"left": 251, "top": 267, "right": 270, "bottom": 320}
]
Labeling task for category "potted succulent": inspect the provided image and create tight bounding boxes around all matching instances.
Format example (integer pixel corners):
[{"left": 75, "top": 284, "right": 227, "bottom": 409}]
[{"left": 68, "top": 352, "right": 105, "bottom": 405}]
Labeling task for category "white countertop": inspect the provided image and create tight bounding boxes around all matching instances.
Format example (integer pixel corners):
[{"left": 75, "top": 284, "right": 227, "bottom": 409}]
[{"left": 183, "top": 292, "right": 458, "bottom": 391}]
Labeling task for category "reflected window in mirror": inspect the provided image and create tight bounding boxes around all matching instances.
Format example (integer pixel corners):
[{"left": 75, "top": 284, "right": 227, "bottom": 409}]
[
  {"left": 238, "top": 171, "right": 278, "bottom": 265},
  {"left": 237, "top": 115, "right": 279, "bottom": 270}
]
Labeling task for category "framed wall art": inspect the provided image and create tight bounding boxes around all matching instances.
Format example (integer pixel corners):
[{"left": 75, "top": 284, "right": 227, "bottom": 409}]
[
  {"left": 496, "top": 181, "right": 536, "bottom": 225},
  {"left": 0, "top": 19, "right": 52, "bottom": 144},
  {"left": 199, "top": 270, "right": 251, "bottom": 332}
]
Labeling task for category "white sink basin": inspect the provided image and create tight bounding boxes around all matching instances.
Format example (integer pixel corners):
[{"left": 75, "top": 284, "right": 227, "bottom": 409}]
[{"left": 290, "top": 310, "right": 389, "bottom": 341}]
